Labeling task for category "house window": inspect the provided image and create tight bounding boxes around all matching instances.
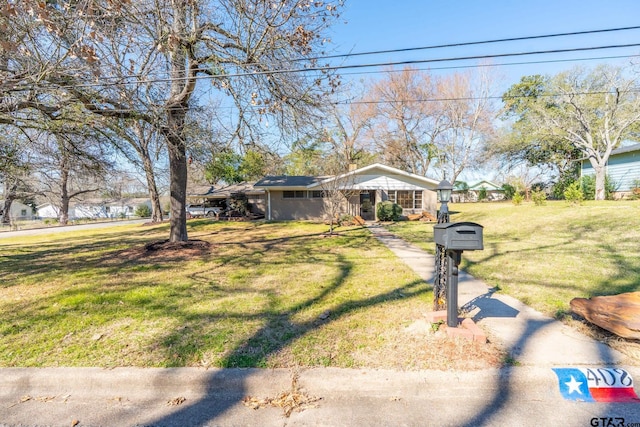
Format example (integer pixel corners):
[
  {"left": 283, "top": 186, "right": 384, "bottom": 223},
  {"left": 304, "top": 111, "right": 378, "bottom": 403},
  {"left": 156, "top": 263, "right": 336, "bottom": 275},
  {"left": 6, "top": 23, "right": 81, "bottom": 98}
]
[
  {"left": 388, "top": 190, "right": 423, "bottom": 209},
  {"left": 311, "top": 190, "right": 326, "bottom": 198},
  {"left": 21, "top": 209, "right": 27, "bottom": 216},
  {"left": 414, "top": 191, "right": 422, "bottom": 208},
  {"left": 283, "top": 191, "right": 306, "bottom": 199}
]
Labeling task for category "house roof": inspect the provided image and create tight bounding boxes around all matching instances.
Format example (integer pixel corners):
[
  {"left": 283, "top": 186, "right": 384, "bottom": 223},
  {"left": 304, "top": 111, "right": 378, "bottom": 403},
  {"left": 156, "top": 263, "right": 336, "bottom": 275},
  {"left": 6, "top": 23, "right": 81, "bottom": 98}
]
[
  {"left": 468, "top": 180, "right": 503, "bottom": 191},
  {"left": 255, "top": 164, "right": 439, "bottom": 191},
  {"left": 254, "top": 175, "right": 321, "bottom": 189},
  {"left": 0, "top": 200, "right": 28, "bottom": 205},
  {"left": 205, "top": 182, "right": 264, "bottom": 198},
  {"left": 313, "top": 163, "right": 440, "bottom": 188},
  {"left": 187, "top": 185, "right": 216, "bottom": 197},
  {"left": 611, "top": 143, "right": 640, "bottom": 156}
]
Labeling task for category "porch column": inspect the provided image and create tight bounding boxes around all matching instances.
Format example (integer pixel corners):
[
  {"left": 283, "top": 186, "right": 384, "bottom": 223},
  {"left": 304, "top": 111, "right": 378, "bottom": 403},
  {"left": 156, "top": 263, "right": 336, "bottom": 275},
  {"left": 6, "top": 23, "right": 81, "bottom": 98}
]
[{"left": 266, "top": 190, "right": 272, "bottom": 220}]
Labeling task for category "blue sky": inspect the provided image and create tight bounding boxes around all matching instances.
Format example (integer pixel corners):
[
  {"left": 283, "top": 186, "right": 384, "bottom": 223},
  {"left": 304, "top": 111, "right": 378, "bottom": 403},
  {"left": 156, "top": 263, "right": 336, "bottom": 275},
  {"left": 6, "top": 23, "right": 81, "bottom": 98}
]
[
  {"left": 326, "top": 1, "right": 640, "bottom": 90},
  {"left": 322, "top": 1, "right": 640, "bottom": 182}
]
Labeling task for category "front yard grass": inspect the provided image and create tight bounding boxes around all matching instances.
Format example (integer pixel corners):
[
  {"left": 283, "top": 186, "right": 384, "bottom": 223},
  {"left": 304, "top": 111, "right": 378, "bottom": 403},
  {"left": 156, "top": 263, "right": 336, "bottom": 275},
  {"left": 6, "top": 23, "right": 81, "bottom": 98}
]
[
  {"left": 0, "top": 220, "right": 502, "bottom": 369},
  {"left": 386, "top": 200, "right": 640, "bottom": 317}
]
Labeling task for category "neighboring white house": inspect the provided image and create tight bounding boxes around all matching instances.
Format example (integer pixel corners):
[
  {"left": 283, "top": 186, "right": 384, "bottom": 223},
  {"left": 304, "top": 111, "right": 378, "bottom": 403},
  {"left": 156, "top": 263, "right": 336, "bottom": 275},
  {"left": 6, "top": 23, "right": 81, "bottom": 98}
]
[
  {"left": 37, "top": 199, "right": 152, "bottom": 220},
  {"left": 36, "top": 203, "right": 60, "bottom": 219},
  {"left": 452, "top": 180, "right": 504, "bottom": 202},
  {"left": 0, "top": 200, "right": 35, "bottom": 221}
]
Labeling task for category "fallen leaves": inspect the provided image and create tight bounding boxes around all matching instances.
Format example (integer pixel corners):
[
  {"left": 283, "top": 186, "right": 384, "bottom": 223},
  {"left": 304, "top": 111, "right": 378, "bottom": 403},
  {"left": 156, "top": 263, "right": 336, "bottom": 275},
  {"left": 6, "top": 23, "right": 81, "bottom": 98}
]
[
  {"left": 242, "top": 391, "right": 321, "bottom": 417},
  {"left": 242, "top": 372, "right": 321, "bottom": 417},
  {"left": 166, "top": 396, "right": 186, "bottom": 406},
  {"left": 7, "top": 394, "right": 70, "bottom": 408}
]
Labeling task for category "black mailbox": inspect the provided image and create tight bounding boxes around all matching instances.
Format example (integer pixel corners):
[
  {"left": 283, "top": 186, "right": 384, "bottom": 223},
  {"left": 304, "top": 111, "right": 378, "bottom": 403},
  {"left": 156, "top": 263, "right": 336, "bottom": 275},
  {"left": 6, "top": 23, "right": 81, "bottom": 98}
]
[{"left": 433, "top": 222, "right": 484, "bottom": 251}]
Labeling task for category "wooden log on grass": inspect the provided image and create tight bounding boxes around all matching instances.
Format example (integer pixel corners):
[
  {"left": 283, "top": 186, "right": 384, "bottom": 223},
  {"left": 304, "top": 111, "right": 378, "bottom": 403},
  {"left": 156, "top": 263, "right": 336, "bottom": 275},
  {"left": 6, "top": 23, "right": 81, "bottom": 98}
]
[
  {"left": 421, "top": 211, "right": 437, "bottom": 221},
  {"left": 570, "top": 291, "right": 640, "bottom": 340}
]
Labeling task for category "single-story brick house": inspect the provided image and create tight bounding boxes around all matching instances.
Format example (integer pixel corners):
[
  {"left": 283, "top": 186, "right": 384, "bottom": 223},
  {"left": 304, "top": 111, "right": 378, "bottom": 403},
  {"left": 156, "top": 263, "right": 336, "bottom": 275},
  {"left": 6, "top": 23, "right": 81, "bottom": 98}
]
[
  {"left": 254, "top": 163, "right": 440, "bottom": 221},
  {"left": 581, "top": 143, "right": 640, "bottom": 198}
]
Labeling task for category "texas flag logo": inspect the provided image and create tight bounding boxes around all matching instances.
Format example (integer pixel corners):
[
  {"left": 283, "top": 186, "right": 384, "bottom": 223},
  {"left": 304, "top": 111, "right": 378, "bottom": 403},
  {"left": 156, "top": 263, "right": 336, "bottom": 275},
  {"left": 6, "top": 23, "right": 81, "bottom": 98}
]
[{"left": 553, "top": 368, "right": 640, "bottom": 402}]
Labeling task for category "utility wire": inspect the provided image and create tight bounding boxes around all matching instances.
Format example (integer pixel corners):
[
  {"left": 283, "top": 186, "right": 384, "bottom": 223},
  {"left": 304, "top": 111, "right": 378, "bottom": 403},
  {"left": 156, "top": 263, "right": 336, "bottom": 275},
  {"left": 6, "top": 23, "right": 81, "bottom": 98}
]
[
  {"left": 336, "top": 89, "right": 639, "bottom": 106},
  {"left": 7, "top": 25, "right": 640, "bottom": 86},
  {"left": 14, "top": 86, "right": 631, "bottom": 115},
  {"left": 34, "top": 42, "right": 640, "bottom": 91},
  {"left": 304, "top": 25, "right": 640, "bottom": 61},
  {"left": 337, "top": 53, "right": 640, "bottom": 76}
]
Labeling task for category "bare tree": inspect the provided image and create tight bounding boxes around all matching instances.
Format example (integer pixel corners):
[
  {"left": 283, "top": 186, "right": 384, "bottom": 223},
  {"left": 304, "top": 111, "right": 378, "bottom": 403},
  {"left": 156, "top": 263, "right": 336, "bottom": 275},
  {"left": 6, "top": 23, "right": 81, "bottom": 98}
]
[
  {"left": 13, "top": 0, "right": 343, "bottom": 242},
  {"left": 433, "top": 68, "right": 497, "bottom": 182},
  {"left": 316, "top": 167, "right": 359, "bottom": 234},
  {"left": 106, "top": 119, "right": 167, "bottom": 223},
  {"left": 32, "top": 129, "right": 110, "bottom": 225},
  {"left": 368, "top": 67, "right": 446, "bottom": 176},
  {"left": 321, "top": 92, "right": 377, "bottom": 169}
]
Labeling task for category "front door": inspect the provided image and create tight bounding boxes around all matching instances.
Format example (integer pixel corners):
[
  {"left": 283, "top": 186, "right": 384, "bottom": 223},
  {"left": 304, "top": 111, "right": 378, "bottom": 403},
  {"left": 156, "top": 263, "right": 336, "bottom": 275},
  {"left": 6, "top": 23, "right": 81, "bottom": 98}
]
[{"left": 359, "top": 191, "right": 375, "bottom": 221}]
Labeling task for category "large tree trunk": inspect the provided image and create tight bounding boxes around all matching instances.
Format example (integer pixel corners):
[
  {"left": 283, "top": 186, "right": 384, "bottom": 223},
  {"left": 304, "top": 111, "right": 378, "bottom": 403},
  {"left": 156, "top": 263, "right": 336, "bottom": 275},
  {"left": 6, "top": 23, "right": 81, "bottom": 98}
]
[
  {"left": 594, "top": 165, "right": 607, "bottom": 201},
  {"left": 167, "top": 131, "right": 188, "bottom": 242},
  {"left": 164, "top": 1, "right": 194, "bottom": 242}
]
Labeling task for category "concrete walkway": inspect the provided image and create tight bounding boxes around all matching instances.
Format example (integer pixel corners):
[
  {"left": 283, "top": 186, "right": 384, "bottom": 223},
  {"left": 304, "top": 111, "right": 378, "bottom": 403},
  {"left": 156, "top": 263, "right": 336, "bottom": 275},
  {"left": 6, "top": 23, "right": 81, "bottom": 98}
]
[
  {"left": 1, "top": 224, "right": 639, "bottom": 427},
  {"left": 366, "top": 223, "right": 630, "bottom": 366}
]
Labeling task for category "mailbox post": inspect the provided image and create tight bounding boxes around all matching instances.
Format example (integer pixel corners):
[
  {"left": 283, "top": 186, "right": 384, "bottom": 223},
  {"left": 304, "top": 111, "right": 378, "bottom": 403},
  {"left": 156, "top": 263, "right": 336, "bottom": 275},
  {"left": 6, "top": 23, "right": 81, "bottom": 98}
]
[
  {"left": 445, "top": 250, "right": 462, "bottom": 328},
  {"left": 434, "top": 180, "right": 453, "bottom": 311},
  {"left": 433, "top": 222, "right": 484, "bottom": 327}
]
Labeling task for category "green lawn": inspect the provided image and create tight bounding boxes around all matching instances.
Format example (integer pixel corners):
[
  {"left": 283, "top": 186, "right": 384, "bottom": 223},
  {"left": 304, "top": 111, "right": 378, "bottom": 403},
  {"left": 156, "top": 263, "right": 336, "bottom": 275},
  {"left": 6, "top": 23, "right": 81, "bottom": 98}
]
[
  {"left": 1, "top": 221, "right": 451, "bottom": 368},
  {"left": 10, "top": 200, "right": 625, "bottom": 369},
  {"left": 385, "top": 200, "right": 640, "bottom": 318}
]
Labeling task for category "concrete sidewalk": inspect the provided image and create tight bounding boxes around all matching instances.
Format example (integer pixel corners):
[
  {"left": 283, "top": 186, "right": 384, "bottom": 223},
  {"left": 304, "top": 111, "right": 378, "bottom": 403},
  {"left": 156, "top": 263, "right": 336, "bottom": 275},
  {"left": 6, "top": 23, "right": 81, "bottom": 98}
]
[
  {"left": 1, "top": 224, "right": 639, "bottom": 427},
  {"left": 2, "top": 366, "right": 639, "bottom": 427}
]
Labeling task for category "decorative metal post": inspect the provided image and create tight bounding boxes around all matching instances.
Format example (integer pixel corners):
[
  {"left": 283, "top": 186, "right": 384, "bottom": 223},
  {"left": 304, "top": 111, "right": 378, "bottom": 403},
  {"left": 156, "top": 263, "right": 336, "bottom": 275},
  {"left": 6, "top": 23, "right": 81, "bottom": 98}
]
[{"left": 434, "top": 180, "right": 452, "bottom": 311}]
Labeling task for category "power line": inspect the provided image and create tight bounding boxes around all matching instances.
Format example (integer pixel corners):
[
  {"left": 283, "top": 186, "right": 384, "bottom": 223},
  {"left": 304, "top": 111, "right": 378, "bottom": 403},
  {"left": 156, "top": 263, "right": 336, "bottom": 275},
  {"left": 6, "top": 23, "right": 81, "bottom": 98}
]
[
  {"left": 305, "top": 25, "right": 640, "bottom": 62},
  {"left": 12, "top": 24, "right": 640, "bottom": 87},
  {"left": 17, "top": 86, "right": 630, "bottom": 114},
  {"left": 336, "top": 89, "right": 639, "bottom": 106},
  {"left": 45, "top": 42, "right": 640, "bottom": 91},
  {"left": 337, "top": 53, "right": 640, "bottom": 77}
]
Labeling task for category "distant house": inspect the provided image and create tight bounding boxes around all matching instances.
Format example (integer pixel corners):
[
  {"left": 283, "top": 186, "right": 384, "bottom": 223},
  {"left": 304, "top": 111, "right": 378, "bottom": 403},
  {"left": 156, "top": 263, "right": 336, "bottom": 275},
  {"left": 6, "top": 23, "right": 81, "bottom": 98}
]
[
  {"left": 37, "top": 199, "right": 151, "bottom": 220},
  {"left": 254, "top": 163, "right": 439, "bottom": 221},
  {"left": 36, "top": 203, "right": 60, "bottom": 219},
  {"left": 0, "top": 200, "right": 35, "bottom": 221},
  {"left": 581, "top": 143, "right": 640, "bottom": 198},
  {"left": 75, "top": 198, "right": 152, "bottom": 219},
  {"left": 453, "top": 180, "right": 504, "bottom": 202}
]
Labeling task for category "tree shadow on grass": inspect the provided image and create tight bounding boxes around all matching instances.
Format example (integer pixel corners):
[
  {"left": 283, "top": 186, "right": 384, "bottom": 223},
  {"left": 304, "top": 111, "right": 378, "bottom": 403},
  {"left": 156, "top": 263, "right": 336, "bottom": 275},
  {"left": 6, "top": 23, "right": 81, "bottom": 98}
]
[
  {"left": 147, "top": 276, "right": 427, "bottom": 426},
  {"left": 2, "top": 221, "right": 428, "bottom": 425}
]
